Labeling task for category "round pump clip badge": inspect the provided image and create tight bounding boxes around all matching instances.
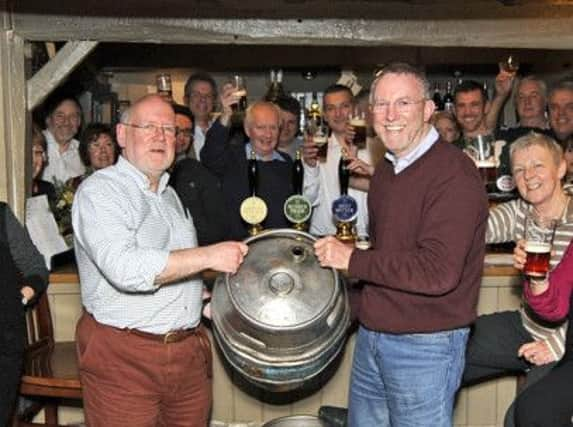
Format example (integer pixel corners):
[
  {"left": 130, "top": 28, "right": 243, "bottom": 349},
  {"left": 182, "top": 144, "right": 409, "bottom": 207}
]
[
  {"left": 332, "top": 195, "right": 358, "bottom": 223},
  {"left": 284, "top": 195, "right": 312, "bottom": 224},
  {"left": 240, "top": 196, "right": 268, "bottom": 225}
]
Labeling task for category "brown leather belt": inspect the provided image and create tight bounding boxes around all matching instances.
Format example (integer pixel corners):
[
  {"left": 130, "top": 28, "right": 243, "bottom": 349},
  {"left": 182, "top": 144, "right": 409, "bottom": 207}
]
[{"left": 126, "top": 326, "right": 200, "bottom": 344}]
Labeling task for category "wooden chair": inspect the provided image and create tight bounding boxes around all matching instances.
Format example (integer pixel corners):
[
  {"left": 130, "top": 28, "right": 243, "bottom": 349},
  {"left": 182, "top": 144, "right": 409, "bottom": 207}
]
[{"left": 13, "top": 291, "right": 82, "bottom": 427}]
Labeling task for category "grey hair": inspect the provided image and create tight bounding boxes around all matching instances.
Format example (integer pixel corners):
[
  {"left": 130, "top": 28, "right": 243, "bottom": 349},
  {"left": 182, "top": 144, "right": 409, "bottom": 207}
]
[
  {"left": 370, "top": 62, "right": 431, "bottom": 104},
  {"left": 244, "top": 100, "right": 281, "bottom": 129},
  {"left": 514, "top": 75, "right": 547, "bottom": 103},
  {"left": 509, "top": 132, "right": 563, "bottom": 167},
  {"left": 549, "top": 79, "right": 573, "bottom": 99}
]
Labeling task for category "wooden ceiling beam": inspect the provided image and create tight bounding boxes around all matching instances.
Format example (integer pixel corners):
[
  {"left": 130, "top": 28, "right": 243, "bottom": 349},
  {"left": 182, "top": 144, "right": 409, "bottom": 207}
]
[
  {"left": 10, "top": 16, "right": 573, "bottom": 50},
  {"left": 27, "top": 40, "right": 98, "bottom": 110}
]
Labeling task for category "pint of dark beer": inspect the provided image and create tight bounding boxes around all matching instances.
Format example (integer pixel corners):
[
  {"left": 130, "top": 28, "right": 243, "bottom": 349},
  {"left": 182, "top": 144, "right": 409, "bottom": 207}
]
[
  {"left": 476, "top": 159, "right": 497, "bottom": 193},
  {"left": 523, "top": 214, "right": 557, "bottom": 278},
  {"left": 350, "top": 117, "right": 367, "bottom": 149}
]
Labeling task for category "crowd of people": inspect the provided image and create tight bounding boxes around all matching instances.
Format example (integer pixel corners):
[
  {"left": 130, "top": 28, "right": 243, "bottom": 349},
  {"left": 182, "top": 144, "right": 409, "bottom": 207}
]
[{"left": 1, "top": 63, "right": 573, "bottom": 426}]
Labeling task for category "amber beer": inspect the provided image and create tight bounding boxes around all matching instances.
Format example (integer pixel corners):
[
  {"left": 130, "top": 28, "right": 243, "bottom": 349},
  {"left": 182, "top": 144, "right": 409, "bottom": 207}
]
[
  {"left": 314, "top": 134, "right": 328, "bottom": 162},
  {"left": 350, "top": 118, "right": 367, "bottom": 149},
  {"left": 524, "top": 241, "right": 552, "bottom": 278}
]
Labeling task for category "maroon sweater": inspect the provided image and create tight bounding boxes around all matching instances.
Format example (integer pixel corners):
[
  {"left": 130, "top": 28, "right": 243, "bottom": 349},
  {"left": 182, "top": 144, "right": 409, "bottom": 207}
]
[{"left": 348, "top": 140, "right": 488, "bottom": 333}]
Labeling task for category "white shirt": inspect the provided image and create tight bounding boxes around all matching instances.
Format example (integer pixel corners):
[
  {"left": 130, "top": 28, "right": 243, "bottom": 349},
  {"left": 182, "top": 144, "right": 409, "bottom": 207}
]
[
  {"left": 308, "top": 133, "right": 373, "bottom": 237},
  {"left": 385, "top": 127, "right": 439, "bottom": 174},
  {"left": 72, "top": 156, "right": 203, "bottom": 334},
  {"left": 193, "top": 123, "right": 213, "bottom": 160},
  {"left": 41, "top": 130, "right": 86, "bottom": 184}
]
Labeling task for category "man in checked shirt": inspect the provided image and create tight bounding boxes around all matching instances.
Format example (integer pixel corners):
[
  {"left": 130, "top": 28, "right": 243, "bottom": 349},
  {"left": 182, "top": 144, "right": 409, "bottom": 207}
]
[{"left": 72, "top": 94, "right": 247, "bottom": 427}]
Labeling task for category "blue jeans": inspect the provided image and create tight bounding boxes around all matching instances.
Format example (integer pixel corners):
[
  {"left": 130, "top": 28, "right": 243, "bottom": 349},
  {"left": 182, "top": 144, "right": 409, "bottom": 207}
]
[{"left": 348, "top": 325, "right": 469, "bottom": 427}]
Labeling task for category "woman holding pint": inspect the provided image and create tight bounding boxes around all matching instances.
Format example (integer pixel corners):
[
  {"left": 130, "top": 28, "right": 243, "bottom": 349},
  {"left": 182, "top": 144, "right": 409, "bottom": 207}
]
[
  {"left": 462, "top": 132, "right": 572, "bottom": 426},
  {"left": 512, "top": 237, "right": 573, "bottom": 426}
]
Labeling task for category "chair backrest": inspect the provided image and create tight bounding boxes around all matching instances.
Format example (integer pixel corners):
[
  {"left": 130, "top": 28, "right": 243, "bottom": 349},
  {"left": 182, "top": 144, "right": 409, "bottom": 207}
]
[
  {"left": 22, "top": 292, "right": 55, "bottom": 377},
  {"left": 15, "top": 289, "right": 82, "bottom": 427}
]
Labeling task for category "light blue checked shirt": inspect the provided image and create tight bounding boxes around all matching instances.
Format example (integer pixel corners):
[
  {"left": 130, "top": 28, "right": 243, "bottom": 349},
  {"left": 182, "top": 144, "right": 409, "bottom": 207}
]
[{"left": 72, "top": 156, "right": 203, "bottom": 334}]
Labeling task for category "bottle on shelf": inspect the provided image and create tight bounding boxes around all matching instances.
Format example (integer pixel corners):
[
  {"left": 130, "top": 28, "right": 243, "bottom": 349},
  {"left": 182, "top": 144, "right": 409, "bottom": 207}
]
[
  {"left": 309, "top": 92, "right": 321, "bottom": 122},
  {"left": 443, "top": 81, "right": 455, "bottom": 113},
  {"left": 264, "top": 69, "right": 287, "bottom": 103},
  {"left": 298, "top": 95, "right": 307, "bottom": 135},
  {"left": 432, "top": 82, "right": 444, "bottom": 111}
]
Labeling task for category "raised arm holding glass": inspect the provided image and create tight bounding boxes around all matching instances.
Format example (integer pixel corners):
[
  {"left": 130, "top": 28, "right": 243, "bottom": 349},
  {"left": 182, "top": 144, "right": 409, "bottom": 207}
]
[
  {"left": 462, "top": 132, "right": 572, "bottom": 426},
  {"left": 512, "top": 235, "right": 573, "bottom": 426}
]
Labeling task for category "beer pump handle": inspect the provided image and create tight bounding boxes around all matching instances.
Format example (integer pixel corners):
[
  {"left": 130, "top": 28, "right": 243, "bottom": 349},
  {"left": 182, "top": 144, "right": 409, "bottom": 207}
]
[
  {"left": 292, "top": 150, "right": 304, "bottom": 195},
  {"left": 248, "top": 150, "right": 258, "bottom": 196},
  {"left": 339, "top": 148, "right": 350, "bottom": 196}
]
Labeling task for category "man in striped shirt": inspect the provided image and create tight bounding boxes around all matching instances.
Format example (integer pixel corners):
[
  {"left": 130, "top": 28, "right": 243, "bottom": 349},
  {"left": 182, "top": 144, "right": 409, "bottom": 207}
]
[{"left": 462, "top": 132, "right": 571, "bottom": 426}]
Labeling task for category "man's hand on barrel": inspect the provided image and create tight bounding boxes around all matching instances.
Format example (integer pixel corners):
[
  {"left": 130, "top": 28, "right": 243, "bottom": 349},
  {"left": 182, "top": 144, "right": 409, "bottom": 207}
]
[
  {"left": 207, "top": 241, "right": 249, "bottom": 274},
  {"left": 314, "top": 236, "right": 353, "bottom": 271}
]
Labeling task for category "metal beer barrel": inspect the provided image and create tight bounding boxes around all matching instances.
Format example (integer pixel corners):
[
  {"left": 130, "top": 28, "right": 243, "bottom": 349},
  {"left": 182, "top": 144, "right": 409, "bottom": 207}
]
[
  {"left": 262, "top": 415, "right": 328, "bottom": 427},
  {"left": 211, "top": 229, "right": 350, "bottom": 392}
]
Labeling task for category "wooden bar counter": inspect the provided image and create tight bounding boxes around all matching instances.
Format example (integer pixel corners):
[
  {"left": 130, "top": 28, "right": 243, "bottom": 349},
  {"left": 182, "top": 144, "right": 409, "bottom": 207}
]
[{"left": 47, "top": 261, "right": 522, "bottom": 427}]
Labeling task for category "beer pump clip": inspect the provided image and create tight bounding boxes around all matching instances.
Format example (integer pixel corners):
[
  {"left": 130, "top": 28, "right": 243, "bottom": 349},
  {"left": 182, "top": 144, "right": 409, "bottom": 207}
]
[{"left": 332, "top": 195, "right": 358, "bottom": 242}]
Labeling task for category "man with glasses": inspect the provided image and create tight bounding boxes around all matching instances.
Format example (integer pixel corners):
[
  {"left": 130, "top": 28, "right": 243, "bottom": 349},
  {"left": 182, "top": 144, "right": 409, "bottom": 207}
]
[
  {"left": 302, "top": 84, "right": 372, "bottom": 237},
  {"left": 41, "top": 93, "right": 86, "bottom": 184},
  {"left": 72, "top": 94, "right": 248, "bottom": 426},
  {"left": 184, "top": 71, "right": 218, "bottom": 160},
  {"left": 173, "top": 104, "right": 195, "bottom": 162},
  {"left": 314, "top": 63, "right": 488, "bottom": 426},
  {"left": 169, "top": 104, "right": 229, "bottom": 245}
]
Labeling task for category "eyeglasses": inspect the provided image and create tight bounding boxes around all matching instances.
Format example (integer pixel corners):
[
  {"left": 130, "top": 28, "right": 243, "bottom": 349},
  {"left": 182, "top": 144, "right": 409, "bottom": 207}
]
[
  {"left": 52, "top": 112, "right": 81, "bottom": 124},
  {"left": 176, "top": 128, "right": 194, "bottom": 138},
  {"left": 371, "top": 98, "right": 426, "bottom": 114},
  {"left": 122, "top": 122, "right": 176, "bottom": 138},
  {"left": 189, "top": 92, "right": 215, "bottom": 102}
]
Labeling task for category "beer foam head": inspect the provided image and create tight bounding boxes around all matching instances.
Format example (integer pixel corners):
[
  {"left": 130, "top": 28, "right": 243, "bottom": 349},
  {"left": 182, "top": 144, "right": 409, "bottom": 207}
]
[
  {"left": 525, "top": 241, "right": 551, "bottom": 253},
  {"left": 350, "top": 118, "right": 366, "bottom": 127},
  {"left": 476, "top": 159, "right": 496, "bottom": 168},
  {"left": 313, "top": 135, "right": 328, "bottom": 145}
]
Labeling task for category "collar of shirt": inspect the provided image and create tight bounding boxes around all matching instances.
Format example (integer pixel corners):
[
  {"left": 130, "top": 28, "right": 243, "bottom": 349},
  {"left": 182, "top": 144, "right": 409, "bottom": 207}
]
[
  {"left": 116, "top": 155, "right": 170, "bottom": 194},
  {"left": 244, "top": 142, "right": 286, "bottom": 162},
  {"left": 384, "top": 126, "right": 439, "bottom": 174}
]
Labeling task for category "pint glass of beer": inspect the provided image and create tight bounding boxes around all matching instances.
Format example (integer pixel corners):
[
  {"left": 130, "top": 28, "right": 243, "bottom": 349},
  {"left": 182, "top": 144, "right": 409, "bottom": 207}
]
[
  {"left": 524, "top": 214, "right": 557, "bottom": 278},
  {"left": 307, "top": 118, "right": 328, "bottom": 162},
  {"left": 314, "top": 130, "right": 329, "bottom": 162},
  {"left": 349, "top": 107, "right": 367, "bottom": 149},
  {"left": 231, "top": 75, "right": 248, "bottom": 113}
]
